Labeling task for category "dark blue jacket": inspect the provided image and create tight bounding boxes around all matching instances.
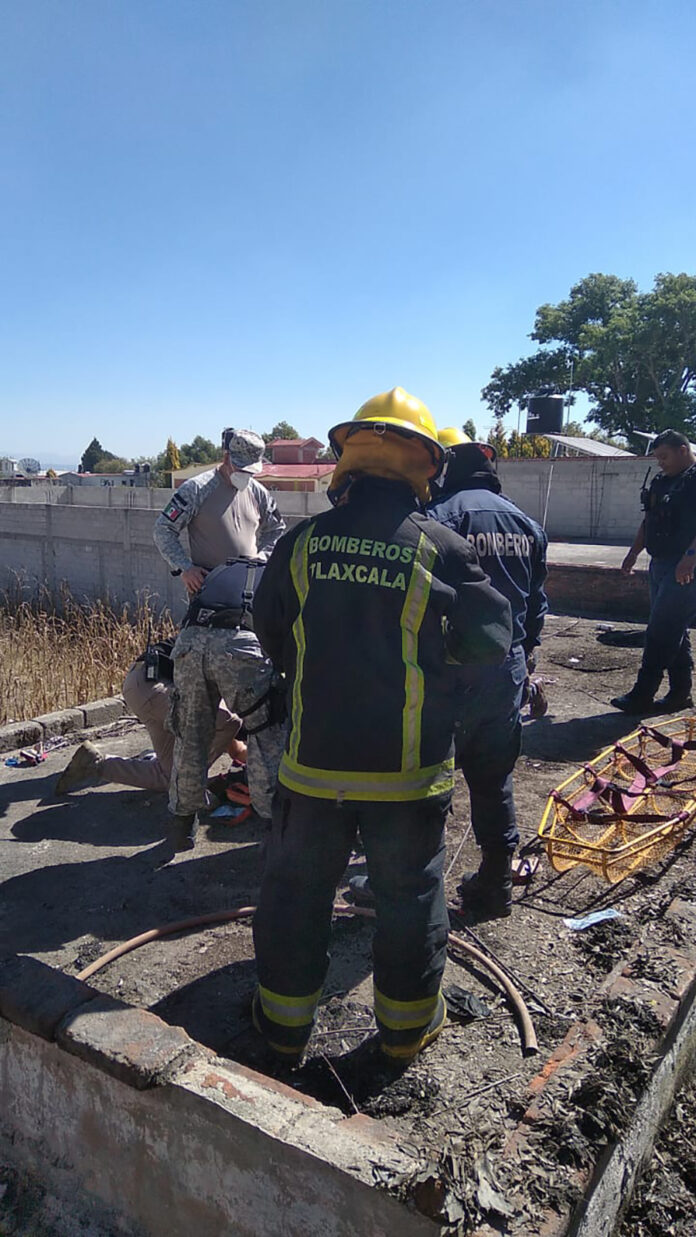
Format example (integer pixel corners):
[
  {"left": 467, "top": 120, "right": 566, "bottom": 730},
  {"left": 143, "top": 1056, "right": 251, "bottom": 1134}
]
[{"left": 427, "top": 487, "right": 548, "bottom": 655}]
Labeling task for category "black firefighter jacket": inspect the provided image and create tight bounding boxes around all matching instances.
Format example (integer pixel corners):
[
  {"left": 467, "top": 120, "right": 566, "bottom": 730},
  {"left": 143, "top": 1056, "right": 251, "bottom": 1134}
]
[{"left": 253, "top": 477, "right": 513, "bottom": 804}]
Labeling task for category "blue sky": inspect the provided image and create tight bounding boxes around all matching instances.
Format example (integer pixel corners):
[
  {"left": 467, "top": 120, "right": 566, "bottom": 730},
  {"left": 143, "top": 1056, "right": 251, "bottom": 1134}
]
[{"left": 2, "top": 0, "right": 695, "bottom": 465}]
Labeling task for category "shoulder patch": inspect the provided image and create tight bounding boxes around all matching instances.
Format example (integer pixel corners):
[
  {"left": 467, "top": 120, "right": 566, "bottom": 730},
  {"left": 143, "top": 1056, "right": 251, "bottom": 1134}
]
[{"left": 162, "top": 495, "right": 187, "bottom": 522}]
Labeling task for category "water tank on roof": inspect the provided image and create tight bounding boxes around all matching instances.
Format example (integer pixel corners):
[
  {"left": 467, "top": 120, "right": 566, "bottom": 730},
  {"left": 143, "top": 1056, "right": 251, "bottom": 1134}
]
[{"left": 526, "top": 391, "right": 564, "bottom": 435}]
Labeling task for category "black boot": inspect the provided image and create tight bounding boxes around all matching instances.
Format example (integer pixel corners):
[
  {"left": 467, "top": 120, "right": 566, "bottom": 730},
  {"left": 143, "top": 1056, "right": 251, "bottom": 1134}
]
[
  {"left": 610, "top": 691, "right": 656, "bottom": 714},
  {"left": 612, "top": 665, "right": 663, "bottom": 714},
  {"left": 168, "top": 813, "right": 198, "bottom": 853},
  {"left": 654, "top": 688, "right": 694, "bottom": 712},
  {"left": 456, "top": 850, "right": 513, "bottom": 921}
]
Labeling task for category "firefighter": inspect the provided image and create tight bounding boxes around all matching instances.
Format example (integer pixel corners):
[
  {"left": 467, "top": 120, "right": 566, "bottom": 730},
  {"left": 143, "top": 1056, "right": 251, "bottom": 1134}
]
[
  {"left": 427, "top": 431, "right": 548, "bottom": 920},
  {"left": 251, "top": 388, "right": 512, "bottom": 1063},
  {"left": 612, "top": 429, "right": 696, "bottom": 714},
  {"left": 153, "top": 429, "right": 286, "bottom": 849}
]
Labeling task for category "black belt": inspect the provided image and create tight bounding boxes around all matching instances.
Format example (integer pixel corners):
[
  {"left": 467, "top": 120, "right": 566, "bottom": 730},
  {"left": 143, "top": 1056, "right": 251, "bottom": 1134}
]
[{"left": 182, "top": 607, "right": 255, "bottom": 631}]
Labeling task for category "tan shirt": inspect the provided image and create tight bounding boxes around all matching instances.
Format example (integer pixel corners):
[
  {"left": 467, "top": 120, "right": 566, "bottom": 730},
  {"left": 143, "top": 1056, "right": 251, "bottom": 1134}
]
[
  {"left": 189, "top": 478, "right": 265, "bottom": 568},
  {"left": 153, "top": 469, "right": 285, "bottom": 572}
]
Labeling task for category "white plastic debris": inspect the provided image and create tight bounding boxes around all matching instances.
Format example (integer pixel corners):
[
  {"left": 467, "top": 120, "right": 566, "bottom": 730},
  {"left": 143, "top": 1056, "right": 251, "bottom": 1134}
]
[{"left": 563, "top": 908, "right": 624, "bottom": 931}]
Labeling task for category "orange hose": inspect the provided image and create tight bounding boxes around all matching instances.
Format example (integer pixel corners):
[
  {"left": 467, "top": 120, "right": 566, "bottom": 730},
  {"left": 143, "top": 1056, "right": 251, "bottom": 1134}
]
[
  {"left": 76, "top": 901, "right": 538, "bottom": 1057},
  {"left": 76, "top": 908, "right": 256, "bottom": 981},
  {"left": 334, "top": 902, "right": 538, "bottom": 1057}
]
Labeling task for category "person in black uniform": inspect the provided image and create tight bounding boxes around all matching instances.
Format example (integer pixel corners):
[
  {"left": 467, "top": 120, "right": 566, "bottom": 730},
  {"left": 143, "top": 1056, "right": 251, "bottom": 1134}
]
[
  {"left": 251, "top": 388, "right": 512, "bottom": 1064},
  {"left": 612, "top": 429, "right": 696, "bottom": 714},
  {"left": 427, "top": 430, "right": 548, "bottom": 920}
]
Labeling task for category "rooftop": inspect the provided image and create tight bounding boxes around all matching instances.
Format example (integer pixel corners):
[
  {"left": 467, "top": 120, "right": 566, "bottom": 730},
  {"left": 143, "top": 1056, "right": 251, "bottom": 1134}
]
[
  {"left": 259, "top": 461, "right": 335, "bottom": 478},
  {"left": 267, "top": 437, "right": 324, "bottom": 449}
]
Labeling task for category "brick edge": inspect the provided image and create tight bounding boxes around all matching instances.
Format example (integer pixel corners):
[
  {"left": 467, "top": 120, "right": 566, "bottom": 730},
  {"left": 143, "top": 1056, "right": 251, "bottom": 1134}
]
[{"left": 0, "top": 696, "right": 126, "bottom": 753}]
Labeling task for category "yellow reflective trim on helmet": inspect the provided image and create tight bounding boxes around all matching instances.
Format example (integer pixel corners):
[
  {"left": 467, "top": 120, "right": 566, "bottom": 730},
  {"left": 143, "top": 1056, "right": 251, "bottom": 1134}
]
[
  {"left": 288, "top": 523, "right": 315, "bottom": 764},
  {"left": 400, "top": 535, "right": 436, "bottom": 771},
  {"left": 278, "top": 752, "right": 454, "bottom": 801}
]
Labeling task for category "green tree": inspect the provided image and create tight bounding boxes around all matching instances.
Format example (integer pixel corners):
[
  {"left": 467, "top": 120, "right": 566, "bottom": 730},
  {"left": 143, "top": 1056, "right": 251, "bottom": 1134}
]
[
  {"left": 262, "top": 421, "right": 300, "bottom": 445},
  {"left": 462, "top": 418, "right": 477, "bottom": 441},
  {"left": 93, "top": 456, "right": 130, "bottom": 474},
  {"left": 527, "top": 435, "right": 551, "bottom": 458},
  {"left": 179, "top": 435, "right": 220, "bottom": 467},
  {"left": 487, "top": 417, "right": 509, "bottom": 458},
  {"left": 80, "top": 438, "right": 115, "bottom": 472},
  {"left": 482, "top": 272, "right": 696, "bottom": 441},
  {"left": 161, "top": 438, "right": 181, "bottom": 487},
  {"left": 563, "top": 420, "right": 585, "bottom": 437},
  {"left": 164, "top": 439, "right": 181, "bottom": 472},
  {"left": 506, "top": 429, "right": 530, "bottom": 457},
  {"left": 500, "top": 429, "right": 550, "bottom": 458}
]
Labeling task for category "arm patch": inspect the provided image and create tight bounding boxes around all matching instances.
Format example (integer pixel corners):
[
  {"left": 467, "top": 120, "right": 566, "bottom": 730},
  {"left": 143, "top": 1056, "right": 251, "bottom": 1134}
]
[{"left": 163, "top": 495, "right": 187, "bottom": 522}]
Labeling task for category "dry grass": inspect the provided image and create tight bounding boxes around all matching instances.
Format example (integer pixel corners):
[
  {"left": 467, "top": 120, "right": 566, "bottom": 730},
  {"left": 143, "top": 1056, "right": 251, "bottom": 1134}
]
[{"left": 0, "top": 580, "right": 176, "bottom": 725}]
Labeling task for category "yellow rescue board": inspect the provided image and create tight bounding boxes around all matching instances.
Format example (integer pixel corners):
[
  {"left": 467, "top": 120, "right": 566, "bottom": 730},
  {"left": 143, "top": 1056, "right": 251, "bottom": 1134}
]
[{"left": 538, "top": 715, "right": 696, "bottom": 883}]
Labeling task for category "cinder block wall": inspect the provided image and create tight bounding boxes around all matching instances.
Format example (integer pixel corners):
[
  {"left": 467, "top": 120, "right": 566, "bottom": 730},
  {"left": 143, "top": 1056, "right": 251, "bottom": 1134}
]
[
  {"left": 497, "top": 456, "right": 648, "bottom": 541},
  {"left": 0, "top": 460, "right": 650, "bottom": 613},
  {"left": 0, "top": 489, "right": 331, "bottom": 616}
]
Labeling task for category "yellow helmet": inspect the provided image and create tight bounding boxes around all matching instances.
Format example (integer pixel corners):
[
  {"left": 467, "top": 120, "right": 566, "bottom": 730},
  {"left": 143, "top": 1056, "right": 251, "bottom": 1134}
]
[
  {"left": 438, "top": 426, "right": 471, "bottom": 448},
  {"left": 327, "top": 387, "right": 445, "bottom": 504},
  {"left": 329, "top": 387, "right": 445, "bottom": 473}
]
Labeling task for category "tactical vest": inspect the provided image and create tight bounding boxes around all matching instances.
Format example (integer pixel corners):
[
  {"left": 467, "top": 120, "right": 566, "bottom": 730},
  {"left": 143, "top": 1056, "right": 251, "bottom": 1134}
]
[
  {"left": 643, "top": 465, "right": 696, "bottom": 559},
  {"left": 183, "top": 558, "right": 266, "bottom": 630}
]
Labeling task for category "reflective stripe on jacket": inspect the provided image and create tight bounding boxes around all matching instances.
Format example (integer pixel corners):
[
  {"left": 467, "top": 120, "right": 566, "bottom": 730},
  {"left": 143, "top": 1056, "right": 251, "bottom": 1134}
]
[{"left": 253, "top": 477, "right": 512, "bottom": 802}]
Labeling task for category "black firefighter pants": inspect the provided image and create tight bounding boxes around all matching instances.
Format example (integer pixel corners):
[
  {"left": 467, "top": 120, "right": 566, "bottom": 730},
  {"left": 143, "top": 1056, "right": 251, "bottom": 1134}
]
[
  {"left": 454, "top": 646, "right": 526, "bottom": 854},
  {"left": 253, "top": 787, "right": 450, "bottom": 1056}
]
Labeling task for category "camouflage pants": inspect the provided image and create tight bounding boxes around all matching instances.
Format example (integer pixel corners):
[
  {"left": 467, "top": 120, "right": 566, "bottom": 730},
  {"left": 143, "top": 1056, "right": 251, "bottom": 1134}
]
[{"left": 168, "top": 626, "right": 287, "bottom": 818}]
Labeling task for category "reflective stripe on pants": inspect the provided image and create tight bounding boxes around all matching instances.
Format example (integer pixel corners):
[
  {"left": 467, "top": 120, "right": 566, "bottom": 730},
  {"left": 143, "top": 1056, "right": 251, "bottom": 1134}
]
[{"left": 252, "top": 788, "right": 450, "bottom": 1054}]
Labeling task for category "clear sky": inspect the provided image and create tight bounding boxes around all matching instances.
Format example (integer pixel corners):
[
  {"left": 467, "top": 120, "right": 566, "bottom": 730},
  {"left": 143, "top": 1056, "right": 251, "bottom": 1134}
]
[{"left": 2, "top": 0, "right": 695, "bottom": 466}]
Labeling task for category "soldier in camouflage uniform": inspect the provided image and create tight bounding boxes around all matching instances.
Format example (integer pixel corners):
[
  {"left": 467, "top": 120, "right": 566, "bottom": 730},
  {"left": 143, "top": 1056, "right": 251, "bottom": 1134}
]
[{"left": 153, "top": 428, "right": 286, "bottom": 849}]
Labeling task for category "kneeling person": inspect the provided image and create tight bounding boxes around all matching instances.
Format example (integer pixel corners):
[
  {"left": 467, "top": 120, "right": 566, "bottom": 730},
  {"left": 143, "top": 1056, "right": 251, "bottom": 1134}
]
[{"left": 55, "top": 639, "right": 245, "bottom": 796}]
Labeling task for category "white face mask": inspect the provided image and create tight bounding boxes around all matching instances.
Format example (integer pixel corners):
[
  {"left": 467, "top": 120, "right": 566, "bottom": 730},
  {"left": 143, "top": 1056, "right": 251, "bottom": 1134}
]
[{"left": 229, "top": 470, "right": 251, "bottom": 491}]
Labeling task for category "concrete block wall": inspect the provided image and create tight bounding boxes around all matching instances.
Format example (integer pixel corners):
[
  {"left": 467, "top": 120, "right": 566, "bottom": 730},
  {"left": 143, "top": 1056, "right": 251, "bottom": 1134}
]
[
  {"left": 0, "top": 483, "right": 170, "bottom": 508},
  {"left": 0, "top": 463, "right": 649, "bottom": 617},
  {"left": 0, "top": 491, "right": 331, "bottom": 616},
  {"left": 498, "top": 456, "right": 648, "bottom": 541},
  {"left": 0, "top": 500, "right": 189, "bottom": 619},
  {"left": 0, "top": 956, "right": 436, "bottom": 1237}
]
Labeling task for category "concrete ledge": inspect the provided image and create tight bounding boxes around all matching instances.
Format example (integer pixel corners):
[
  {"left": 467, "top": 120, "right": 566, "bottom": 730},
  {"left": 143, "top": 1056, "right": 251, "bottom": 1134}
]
[
  {"left": 0, "top": 957, "right": 437, "bottom": 1236},
  {"left": 546, "top": 563, "right": 649, "bottom": 621},
  {"left": 0, "top": 695, "right": 126, "bottom": 752},
  {"left": 33, "top": 707, "right": 86, "bottom": 737},
  {"left": 0, "top": 955, "right": 99, "bottom": 1040},
  {"left": 81, "top": 696, "right": 126, "bottom": 727},
  {"left": 0, "top": 719, "right": 43, "bottom": 753},
  {"left": 57, "top": 995, "right": 198, "bottom": 1090}
]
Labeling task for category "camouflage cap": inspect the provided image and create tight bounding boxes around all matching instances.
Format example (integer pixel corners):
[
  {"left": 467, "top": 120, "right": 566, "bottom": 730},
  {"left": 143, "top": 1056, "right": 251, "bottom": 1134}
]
[{"left": 221, "top": 428, "right": 265, "bottom": 473}]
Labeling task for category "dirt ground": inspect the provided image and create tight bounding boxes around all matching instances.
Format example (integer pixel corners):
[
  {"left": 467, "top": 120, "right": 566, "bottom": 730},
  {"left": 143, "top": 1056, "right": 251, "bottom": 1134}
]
[
  {"left": 617, "top": 1074, "right": 696, "bottom": 1237},
  {"left": 2, "top": 612, "right": 696, "bottom": 1234}
]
